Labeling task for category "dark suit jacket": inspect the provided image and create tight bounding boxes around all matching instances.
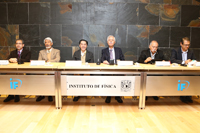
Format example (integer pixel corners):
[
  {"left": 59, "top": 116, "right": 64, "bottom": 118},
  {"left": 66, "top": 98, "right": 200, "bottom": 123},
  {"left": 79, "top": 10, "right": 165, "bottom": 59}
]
[
  {"left": 170, "top": 47, "right": 196, "bottom": 64},
  {"left": 138, "top": 49, "right": 167, "bottom": 63},
  {"left": 101, "top": 47, "right": 125, "bottom": 63},
  {"left": 7, "top": 49, "right": 31, "bottom": 62},
  {"left": 72, "top": 49, "right": 94, "bottom": 63}
]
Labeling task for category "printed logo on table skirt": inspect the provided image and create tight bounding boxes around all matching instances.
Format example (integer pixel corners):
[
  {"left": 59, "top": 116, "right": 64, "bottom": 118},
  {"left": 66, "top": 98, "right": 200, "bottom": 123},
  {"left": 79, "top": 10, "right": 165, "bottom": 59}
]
[
  {"left": 10, "top": 78, "right": 22, "bottom": 89},
  {"left": 178, "top": 80, "right": 190, "bottom": 91},
  {"left": 121, "top": 80, "right": 132, "bottom": 92}
]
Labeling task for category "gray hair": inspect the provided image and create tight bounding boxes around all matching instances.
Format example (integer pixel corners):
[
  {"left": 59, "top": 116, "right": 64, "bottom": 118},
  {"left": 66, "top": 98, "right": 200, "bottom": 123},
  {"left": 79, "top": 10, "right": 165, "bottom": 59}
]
[
  {"left": 149, "top": 40, "right": 159, "bottom": 46},
  {"left": 44, "top": 37, "right": 53, "bottom": 44},
  {"left": 107, "top": 35, "right": 116, "bottom": 41}
]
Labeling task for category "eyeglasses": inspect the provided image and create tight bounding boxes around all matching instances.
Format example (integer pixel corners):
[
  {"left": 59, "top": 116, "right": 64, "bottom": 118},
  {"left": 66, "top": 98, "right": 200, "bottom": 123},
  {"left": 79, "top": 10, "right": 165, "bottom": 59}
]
[
  {"left": 152, "top": 46, "right": 158, "bottom": 49},
  {"left": 183, "top": 44, "right": 190, "bottom": 47}
]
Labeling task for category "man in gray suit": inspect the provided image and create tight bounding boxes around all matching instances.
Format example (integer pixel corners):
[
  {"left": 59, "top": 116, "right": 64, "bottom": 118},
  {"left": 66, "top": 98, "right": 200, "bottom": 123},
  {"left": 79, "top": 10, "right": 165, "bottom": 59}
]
[
  {"left": 36, "top": 37, "right": 60, "bottom": 102},
  {"left": 72, "top": 39, "right": 94, "bottom": 102}
]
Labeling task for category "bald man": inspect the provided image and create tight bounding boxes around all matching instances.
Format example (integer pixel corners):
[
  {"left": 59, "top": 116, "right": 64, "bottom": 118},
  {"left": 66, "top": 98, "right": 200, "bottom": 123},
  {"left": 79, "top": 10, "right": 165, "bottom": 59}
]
[
  {"left": 138, "top": 40, "right": 167, "bottom": 100},
  {"left": 138, "top": 40, "right": 167, "bottom": 64}
]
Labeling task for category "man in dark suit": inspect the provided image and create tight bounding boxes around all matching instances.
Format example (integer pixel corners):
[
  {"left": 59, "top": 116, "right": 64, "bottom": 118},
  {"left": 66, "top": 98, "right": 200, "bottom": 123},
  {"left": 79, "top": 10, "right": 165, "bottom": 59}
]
[
  {"left": 171, "top": 37, "right": 196, "bottom": 103},
  {"left": 72, "top": 39, "right": 94, "bottom": 102},
  {"left": 138, "top": 40, "right": 167, "bottom": 64},
  {"left": 101, "top": 35, "right": 125, "bottom": 103},
  {"left": 4, "top": 39, "right": 31, "bottom": 102},
  {"left": 72, "top": 39, "right": 94, "bottom": 63},
  {"left": 138, "top": 40, "right": 167, "bottom": 101}
]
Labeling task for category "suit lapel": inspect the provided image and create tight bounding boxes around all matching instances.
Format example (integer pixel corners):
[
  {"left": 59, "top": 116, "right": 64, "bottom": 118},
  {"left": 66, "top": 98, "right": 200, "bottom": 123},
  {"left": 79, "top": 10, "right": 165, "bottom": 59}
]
[
  {"left": 85, "top": 50, "right": 89, "bottom": 61},
  {"left": 187, "top": 49, "right": 191, "bottom": 59},
  {"left": 114, "top": 47, "right": 117, "bottom": 59},
  {"left": 51, "top": 48, "right": 55, "bottom": 60},
  {"left": 147, "top": 49, "right": 151, "bottom": 58},
  {"left": 20, "top": 49, "right": 24, "bottom": 58},
  {"left": 178, "top": 47, "right": 182, "bottom": 60},
  {"left": 105, "top": 47, "right": 109, "bottom": 61},
  {"left": 43, "top": 50, "right": 47, "bottom": 61},
  {"left": 15, "top": 49, "right": 18, "bottom": 57},
  {"left": 78, "top": 49, "right": 81, "bottom": 60},
  {"left": 155, "top": 50, "right": 159, "bottom": 59}
]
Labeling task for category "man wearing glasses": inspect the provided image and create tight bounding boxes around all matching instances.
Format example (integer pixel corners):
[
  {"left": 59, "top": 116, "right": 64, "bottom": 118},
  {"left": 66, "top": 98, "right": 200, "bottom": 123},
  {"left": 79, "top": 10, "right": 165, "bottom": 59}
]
[
  {"left": 138, "top": 40, "right": 167, "bottom": 101},
  {"left": 138, "top": 40, "right": 167, "bottom": 64},
  {"left": 171, "top": 37, "right": 195, "bottom": 65},
  {"left": 171, "top": 37, "right": 196, "bottom": 103},
  {"left": 4, "top": 39, "right": 31, "bottom": 102}
]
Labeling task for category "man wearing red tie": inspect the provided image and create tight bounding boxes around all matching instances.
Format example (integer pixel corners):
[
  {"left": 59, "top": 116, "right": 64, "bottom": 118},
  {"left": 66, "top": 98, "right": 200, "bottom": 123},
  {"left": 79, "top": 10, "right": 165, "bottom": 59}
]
[{"left": 4, "top": 39, "right": 31, "bottom": 102}]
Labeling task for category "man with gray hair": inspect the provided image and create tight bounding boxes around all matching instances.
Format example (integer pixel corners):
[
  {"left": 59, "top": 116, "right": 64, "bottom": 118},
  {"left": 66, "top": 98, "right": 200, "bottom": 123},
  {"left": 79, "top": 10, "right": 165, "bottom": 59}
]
[
  {"left": 138, "top": 40, "right": 167, "bottom": 100},
  {"left": 36, "top": 37, "right": 60, "bottom": 102},
  {"left": 38, "top": 37, "right": 60, "bottom": 62},
  {"left": 101, "top": 35, "right": 125, "bottom": 103}
]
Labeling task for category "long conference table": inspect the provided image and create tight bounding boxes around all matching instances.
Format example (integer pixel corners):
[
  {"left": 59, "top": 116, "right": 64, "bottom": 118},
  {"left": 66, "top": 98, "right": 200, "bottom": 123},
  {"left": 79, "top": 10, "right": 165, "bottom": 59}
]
[{"left": 0, "top": 62, "right": 200, "bottom": 109}]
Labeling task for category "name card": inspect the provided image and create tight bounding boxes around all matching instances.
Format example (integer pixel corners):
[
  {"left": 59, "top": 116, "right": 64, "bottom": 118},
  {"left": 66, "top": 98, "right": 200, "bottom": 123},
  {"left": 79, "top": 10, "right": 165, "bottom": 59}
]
[
  {"left": 118, "top": 61, "right": 133, "bottom": 66},
  {"left": 195, "top": 62, "right": 200, "bottom": 67},
  {"left": 65, "top": 60, "right": 82, "bottom": 66},
  {"left": 0, "top": 60, "right": 9, "bottom": 65},
  {"left": 30, "top": 60, "right": 45, "bottom": 66},
  {"left": 187, "top": 60, "right": 197, "bottom": 67},
  {"left": 155, "top": 61, "right": 170, "bottom": 67}
]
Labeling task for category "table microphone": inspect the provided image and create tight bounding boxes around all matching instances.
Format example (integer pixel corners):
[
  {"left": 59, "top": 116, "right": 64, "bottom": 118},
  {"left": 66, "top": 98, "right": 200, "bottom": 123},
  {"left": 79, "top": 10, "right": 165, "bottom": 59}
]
[{"left": 96, "top": 44, "right": 101, "bottom": 65}]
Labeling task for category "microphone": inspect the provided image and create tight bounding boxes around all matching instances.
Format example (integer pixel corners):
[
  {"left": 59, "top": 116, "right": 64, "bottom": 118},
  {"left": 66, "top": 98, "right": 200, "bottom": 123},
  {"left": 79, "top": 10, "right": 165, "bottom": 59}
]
[{"left": 96, "top": 44, "right": 101, "bottom": 65}]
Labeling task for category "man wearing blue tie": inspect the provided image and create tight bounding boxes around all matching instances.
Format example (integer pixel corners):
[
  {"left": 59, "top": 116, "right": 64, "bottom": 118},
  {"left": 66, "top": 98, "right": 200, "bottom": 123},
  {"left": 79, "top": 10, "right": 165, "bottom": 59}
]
[{"left": 101, "top": 35, "right": 125, "bottom": 103}]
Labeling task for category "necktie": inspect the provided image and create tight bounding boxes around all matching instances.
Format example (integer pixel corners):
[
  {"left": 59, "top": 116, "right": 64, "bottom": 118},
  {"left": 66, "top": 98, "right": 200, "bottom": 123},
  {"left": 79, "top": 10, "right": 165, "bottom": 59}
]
[
  {"left": 81, "top": 53, "right": 86, "bottom": 63},
  {"left": 109, "top": 49, "right": 113, "bottom": 60},
  {"left": 47, "top": 52, "right": 51, "bottom": 62},
  {"left": 18, "top": 51, "right": 20, "bottom": 58}
]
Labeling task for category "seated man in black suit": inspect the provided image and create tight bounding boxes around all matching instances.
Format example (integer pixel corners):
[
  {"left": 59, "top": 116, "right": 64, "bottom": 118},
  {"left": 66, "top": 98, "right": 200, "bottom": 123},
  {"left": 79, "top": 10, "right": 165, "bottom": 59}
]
[
  {"left": 138, "top": 40, "right": 167, "bottom": 64},
  {"left": 101, "top": 35, "right": 125, "bottom": 103},
  {"left": 171, "top": 37, "right": 196, "bottom": 103},
  {"left": 72, "top": 39, "right": 94, "bottom": 102},
  {"left": 4, "top": 39, "right": 31, "bottom": 102},
  {"left": 138, "top": 40, "right": 167, "bottom": 101}
]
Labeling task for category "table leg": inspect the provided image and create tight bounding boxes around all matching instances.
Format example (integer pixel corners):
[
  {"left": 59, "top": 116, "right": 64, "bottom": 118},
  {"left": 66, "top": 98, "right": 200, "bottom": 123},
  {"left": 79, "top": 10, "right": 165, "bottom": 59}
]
[
  {"left": 139, "top": 72, "right": 144, "bottom": 109},
  {"left": 142, "top": 72, "right": 147, "bottom": 109},
  {"left": 55, "top": 71, "right": 62, "bottom": 109}
]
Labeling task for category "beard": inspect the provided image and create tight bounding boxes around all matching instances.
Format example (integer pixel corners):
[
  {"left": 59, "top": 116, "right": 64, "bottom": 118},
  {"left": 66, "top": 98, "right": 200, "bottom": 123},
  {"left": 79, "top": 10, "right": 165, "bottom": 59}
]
[{"left": 46, "top": 46, "right": 51, "bottom": 49}]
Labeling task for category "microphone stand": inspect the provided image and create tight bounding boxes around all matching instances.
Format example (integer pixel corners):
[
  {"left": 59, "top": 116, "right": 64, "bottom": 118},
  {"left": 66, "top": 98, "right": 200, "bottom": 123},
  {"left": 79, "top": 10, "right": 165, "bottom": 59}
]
[{"left": 96, "top": 44, "right": 101, "bottom": 65}]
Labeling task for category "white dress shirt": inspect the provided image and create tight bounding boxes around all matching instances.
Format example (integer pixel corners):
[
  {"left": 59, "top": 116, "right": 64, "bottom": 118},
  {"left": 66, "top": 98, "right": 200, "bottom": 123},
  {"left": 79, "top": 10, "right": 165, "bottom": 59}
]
[{"left": 181, "top": 48, "right": 188, "bottom": 64}]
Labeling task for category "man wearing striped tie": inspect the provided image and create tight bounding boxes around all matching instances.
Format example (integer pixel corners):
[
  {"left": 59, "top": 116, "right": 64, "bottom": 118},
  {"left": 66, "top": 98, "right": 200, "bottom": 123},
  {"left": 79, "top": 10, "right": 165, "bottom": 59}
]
[{"left": 101, "top": 35, "right": 125, "bottom": 103}]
